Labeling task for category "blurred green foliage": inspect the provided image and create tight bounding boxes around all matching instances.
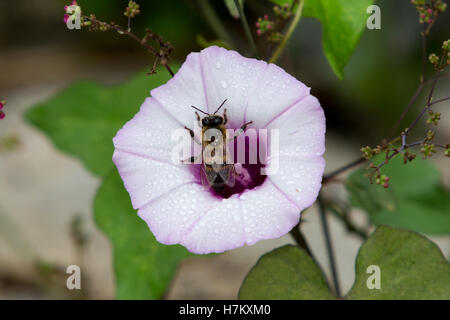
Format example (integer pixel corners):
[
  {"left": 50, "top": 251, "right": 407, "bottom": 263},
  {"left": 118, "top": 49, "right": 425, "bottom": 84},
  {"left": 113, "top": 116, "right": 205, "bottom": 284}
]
[
  {"left": 346, "top": 156, "right": 450, "bottom": 235},
  {"left": 26, "top": 69, "right": 173, "bottom": 176},
  {"left": 95, "top": 169, "right": 191, "bottom": 299},
  {"left": 271, "top": 0, "right": 375, "bottom": 79},
  {"left": 26, "top": 68, "right": 194, "bottom": 299},
  {"left": 20, "top": 0, "right": 450, "bottom": 299}
]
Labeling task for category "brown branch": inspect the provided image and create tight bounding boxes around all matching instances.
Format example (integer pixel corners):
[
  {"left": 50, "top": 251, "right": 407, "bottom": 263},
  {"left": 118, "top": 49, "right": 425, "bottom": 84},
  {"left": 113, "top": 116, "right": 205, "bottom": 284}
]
[
  {"left": 430, "top": 96, "right": 450, "bottom": 105},
  {"left": 82, "top": 15, "right": 174, "bottom": 77}
]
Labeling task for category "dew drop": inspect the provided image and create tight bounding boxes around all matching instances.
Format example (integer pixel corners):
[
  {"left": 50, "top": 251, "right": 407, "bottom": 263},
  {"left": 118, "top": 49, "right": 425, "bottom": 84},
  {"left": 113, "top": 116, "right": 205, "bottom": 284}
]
[{"left": 221, "top": 80, "right": 228, "bottom": 89}]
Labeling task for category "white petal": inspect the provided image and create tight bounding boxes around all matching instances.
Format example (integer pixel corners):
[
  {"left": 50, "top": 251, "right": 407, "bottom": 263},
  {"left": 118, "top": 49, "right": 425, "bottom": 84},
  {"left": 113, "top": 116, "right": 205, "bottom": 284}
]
[
  {"left": 267, "top": 156, "right": 325, "bottom": 210},
  {"left": 181, "top": 195, "right": 246, "bottom": 254},
  {"left": 138, "top": 183, "right": 218, "bottom": 245},
  {"left": 199, "top": 46, "right": 267, "bottom": 127},
  {"left": 113, "top": 98, "right": 188, "bottom": 164},
  {"left": 267, "top": 95, "right": 326, "bottom": 158},
  {"left": 245, "top": 63, "right": 310, "bottom": 127},
  {"left": 151, "top": 52, "right": 207, "bottom": 126},
  {"left": 113, "top": 150, "right": 199, "bottom": 209},
  {"left": 239, "top": 180, "right": 300, "bottom": 245}
]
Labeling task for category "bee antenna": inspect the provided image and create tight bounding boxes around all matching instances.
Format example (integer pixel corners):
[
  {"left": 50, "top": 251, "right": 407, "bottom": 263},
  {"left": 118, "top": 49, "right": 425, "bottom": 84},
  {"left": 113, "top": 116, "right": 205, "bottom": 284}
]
[
  {"left": 213, "top": 99, "right": 227, "bottom": 115},
  {"left": 190, "top": 105, "right": 209, "bottom": 115}
]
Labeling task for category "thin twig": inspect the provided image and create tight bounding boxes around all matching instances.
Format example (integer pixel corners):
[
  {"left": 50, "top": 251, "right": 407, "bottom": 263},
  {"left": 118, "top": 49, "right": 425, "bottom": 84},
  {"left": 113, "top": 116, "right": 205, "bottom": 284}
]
[
  {"left": 420, "top": 26, "right": 427, "bottom": 83},
  {"left": 234, "top": 0, "right": 259, "bottom": 58},
  {"left": 405, "top": 75, "right": 439, "bottom": 135},
  {"left": 328, "top": 72, "right": 449, "bottom": 182},
  {"left": 83, "top": 15, "right": 175, "bottom": 77},
  {"left": 196, "top": 0, "right": 236, "bottom": 49},
  {"left": 430, "top": 96, "right": 450, "bottom": 105},
  {"left": 388, "top": 82, "right": 425, "bottom": 138},
  {"left": 318, "top": 195, "right": 341, "bottom": 298},
  {"left": 325, "top": 201, "right": 368, "bottom": 241},
  {"left": 269, "top": 0, "right": 304, "bottom": 64},
  {"left": 323, "top": 157, "right": 366, "bottom": 182}
]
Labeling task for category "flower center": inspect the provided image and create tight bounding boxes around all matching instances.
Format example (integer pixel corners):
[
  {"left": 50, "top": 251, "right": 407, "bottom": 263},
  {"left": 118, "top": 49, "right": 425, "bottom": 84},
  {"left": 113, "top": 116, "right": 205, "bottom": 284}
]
[{"left": 199, "top": 128, "right": 268, "bottom": 199}]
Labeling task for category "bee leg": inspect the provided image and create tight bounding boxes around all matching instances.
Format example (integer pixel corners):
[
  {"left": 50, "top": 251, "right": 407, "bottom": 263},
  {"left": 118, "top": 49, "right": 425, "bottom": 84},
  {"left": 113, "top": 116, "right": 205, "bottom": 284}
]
[
  {"left": 195, "top": 112, "right": 202, "bottom": 127},
  {"left": 228, "top": 121, "right": 253, "bottom": 141},
  {"left": 184, "top": 126, "right": 201, "bottom": 145},
  {"left": 223, "top": 108, "right": 228, "bottom": 125},
  {"left": 181, "top": 155, "right": 201, "bottom": 164}
]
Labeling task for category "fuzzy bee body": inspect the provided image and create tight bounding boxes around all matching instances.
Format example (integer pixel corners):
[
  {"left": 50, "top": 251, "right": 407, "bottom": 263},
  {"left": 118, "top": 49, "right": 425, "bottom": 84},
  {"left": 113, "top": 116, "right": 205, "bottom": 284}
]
[
  {"left": 185, "top": 100, "right": 252, "bottom": 194},
  {"left": 201, "top": 119, "right": 235, "bottom": 193}
]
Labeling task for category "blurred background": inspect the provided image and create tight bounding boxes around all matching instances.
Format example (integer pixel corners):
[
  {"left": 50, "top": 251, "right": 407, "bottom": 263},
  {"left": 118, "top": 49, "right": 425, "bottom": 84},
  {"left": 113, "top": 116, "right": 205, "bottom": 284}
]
[{"left": 0, "top": 0, "right": 449, "bottom": 299}]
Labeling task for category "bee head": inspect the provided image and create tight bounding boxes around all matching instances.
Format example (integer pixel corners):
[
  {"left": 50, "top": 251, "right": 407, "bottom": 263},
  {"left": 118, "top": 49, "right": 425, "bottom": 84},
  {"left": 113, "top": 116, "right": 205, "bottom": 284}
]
[{"left": 202, "top": 115, "right": 223, "bottom": 127}]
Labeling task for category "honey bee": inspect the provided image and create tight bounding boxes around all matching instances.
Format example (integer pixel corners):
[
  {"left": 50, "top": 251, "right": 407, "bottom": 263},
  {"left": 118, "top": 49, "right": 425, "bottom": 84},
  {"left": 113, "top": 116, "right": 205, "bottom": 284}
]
[{"left": 184, "top": 99, "right": 253, "bottom": 193}]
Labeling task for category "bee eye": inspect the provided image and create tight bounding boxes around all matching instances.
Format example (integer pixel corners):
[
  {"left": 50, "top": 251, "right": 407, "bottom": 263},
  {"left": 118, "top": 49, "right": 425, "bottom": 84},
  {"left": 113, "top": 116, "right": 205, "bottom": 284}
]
[
  {"left": 202, "top": 118, "right": 210, "bottom": 126},
  {"left": 214, "top": 117, "right": 222, "bottom": 125}
]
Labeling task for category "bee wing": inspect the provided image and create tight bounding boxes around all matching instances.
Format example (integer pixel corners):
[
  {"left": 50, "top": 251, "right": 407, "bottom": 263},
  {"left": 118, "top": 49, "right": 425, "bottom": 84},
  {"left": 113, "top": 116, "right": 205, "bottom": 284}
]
[
  {"left": 215, "top": 164, "right": 236, "bottom": 188},
  {"left": 200, "top": 165, "right": 213, "bottom": 190}
]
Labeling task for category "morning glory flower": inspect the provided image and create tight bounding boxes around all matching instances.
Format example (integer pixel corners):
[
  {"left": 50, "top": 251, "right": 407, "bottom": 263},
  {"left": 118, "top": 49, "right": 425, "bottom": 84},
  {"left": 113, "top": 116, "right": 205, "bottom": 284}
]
[{"left": 113, "top": 46, "right": 325, "bottom": 254}]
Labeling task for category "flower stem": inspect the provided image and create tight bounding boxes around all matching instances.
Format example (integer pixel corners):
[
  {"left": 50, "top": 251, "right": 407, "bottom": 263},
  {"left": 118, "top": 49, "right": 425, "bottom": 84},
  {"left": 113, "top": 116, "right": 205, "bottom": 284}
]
[
  {"left": 269, "top": 0, "right": 304, "bottom": 64},
  {"left": 234, "top": 0, "right": 259, "bottom": 59},
  {"left": 318, "top": 195, "right": 341, "bottom": 298},
  {"left": 196, "top": 0, "right": 236, "bottom": 50},
  {"left": 323, "top": 157, "right": 366, "bottom": 183},
  {"left": 289, "top": 222, "right": 312, "bottom": 256}
]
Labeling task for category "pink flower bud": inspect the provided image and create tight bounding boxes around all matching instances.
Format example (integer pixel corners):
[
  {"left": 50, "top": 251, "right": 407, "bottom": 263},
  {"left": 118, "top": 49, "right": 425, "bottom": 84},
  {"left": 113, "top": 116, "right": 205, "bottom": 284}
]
[
  {"left": 264, "top": 14, "right": 269, "bottom": 20},
  {"left": 0, "top": 102, "right": 3, "bottom": 110},
  {"left": 256, "top": 29, "right": 262, "bottom": 36},
  {"left": 0, "top": 111, "right": 5, "bottom": 119},
  {"left": 64, "top": 14, "right": 69, "bottom": 23},
  {"left": 383, "top": 183, "right": 389, "bottom": 189},
  {"left": 255, "top": 22, "right": 260, "bottom": 28}
]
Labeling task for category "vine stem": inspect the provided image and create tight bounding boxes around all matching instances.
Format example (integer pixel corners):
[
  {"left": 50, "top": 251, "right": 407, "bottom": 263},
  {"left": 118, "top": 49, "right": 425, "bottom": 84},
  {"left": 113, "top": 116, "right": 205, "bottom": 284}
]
[
  {"left": 269, "top": 0, "right": 304, "bottom": 64},
  {"left": 318, "top": 195, "right": 341, "bottom": 298},
  {"left": 420, "top": 25, "right": 427, "bottom": 83},
  {"left": 405, "top": 74, "right": 439, "bottom": 135},
  {"left": 82, "top": 15, "right": 175, "bottom": 77},
  {"left": 196, "top": 0, "right": 236, "bottom": 50},
  {"left": 289, "top": 222, "right": 312, "bottom": 256},
  {"left": 430, "top": 96, "right": 450, "bottom": 105},
  {"left": 323, "top": 157, "right": 366, "bottom": 182},
  {"left": 324, "top": 71, "right": 450, "bottom": 182},
  {"left": 234, "top": 0, "right": 259, "bottom": 59}
]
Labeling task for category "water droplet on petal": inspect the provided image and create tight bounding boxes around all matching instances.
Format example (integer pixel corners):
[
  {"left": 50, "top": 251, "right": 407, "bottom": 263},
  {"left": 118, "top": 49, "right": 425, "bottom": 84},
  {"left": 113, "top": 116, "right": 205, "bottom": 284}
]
[{"left": 221, "top": 80, "right": 228, "bottom": 89}]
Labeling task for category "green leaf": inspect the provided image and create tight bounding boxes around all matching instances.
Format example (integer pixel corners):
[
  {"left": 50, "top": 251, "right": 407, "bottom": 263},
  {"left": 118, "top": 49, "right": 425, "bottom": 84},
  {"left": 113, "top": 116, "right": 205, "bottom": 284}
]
[
  {"left": 94, "top": 169, "right": 192, "bottom": 299},
  {"left": 224, "top": 0, "right": 243, "bottom": 19},
  {"left": 25, "top": 69, "right": 174, "bottom": 177},
  {"left": 346, "top": 156, "right": 450, "bottom": 235},
  {"left": 347, "top": 225, "right": 450, "bottom": 299},
  {"left": 26, "top": 68, "right": 188, "bottom": 298},
  {"left": 238, "top": 245, "right": 334, "bottom": 299},
  {"left": 271, "top": 0, "right": 374, "bottom": 79},
  {"left": 240, "top": 227, "right": 450, "bottom": 300}
]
